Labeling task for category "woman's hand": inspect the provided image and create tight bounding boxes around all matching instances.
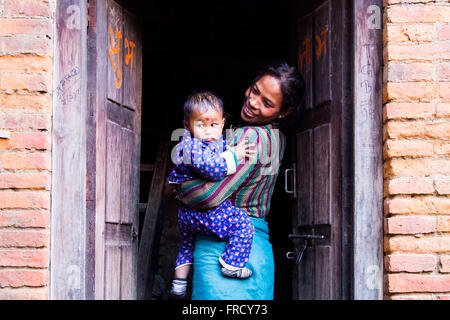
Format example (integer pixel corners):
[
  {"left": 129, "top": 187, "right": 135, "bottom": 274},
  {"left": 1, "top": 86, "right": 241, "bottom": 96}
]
[
  {"left": 164, "top": 178, "right": 177, "bottom": 198},
  {"left": 229, "top": 139, "right": 256, "bottom": 161}
]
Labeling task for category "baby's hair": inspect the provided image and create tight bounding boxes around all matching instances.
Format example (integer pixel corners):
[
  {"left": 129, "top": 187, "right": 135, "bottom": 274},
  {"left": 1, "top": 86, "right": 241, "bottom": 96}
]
[{"left": 183, "top": 91, "right": 224, "bottom": 122}]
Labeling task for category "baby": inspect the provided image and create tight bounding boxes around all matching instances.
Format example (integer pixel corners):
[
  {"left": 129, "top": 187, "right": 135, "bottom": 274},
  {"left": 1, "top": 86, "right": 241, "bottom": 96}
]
[{"left": 168, "top": 91, "right": 255, "bottom": 297}]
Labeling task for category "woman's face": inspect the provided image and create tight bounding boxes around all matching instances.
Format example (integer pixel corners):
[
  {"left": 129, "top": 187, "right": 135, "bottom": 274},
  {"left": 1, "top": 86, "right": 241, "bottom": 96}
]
[{"left": 240, "top": 74, "right": 288, "bottom": 125}]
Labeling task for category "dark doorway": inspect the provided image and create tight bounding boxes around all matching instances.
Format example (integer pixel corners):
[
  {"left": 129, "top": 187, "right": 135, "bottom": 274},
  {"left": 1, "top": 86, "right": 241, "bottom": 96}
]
[{"left": 138, "top": 0, "right": 296, "bottom": 300}]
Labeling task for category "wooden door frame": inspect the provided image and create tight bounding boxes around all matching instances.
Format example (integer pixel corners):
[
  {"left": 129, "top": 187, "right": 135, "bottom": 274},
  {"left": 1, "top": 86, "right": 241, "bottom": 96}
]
[
  {"left": 50, "top": 0, "right": 383, "bottom": 300},
  {"left": 290, "top": 0, "right": 383, "bottom": 300},
  {"left": 51, "top": 0, "right": 144, "bottom": 300},
  {"left": 352, "top": 0, "right": 383, "bottom": 300},
  {"left": 51, "top": 0, "right": 89, "bottom": 299}
]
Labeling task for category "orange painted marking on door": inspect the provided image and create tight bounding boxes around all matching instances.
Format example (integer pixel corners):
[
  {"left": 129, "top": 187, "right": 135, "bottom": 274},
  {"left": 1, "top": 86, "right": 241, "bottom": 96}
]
[
  {"left": 298, "top": 38, "right": 311, "bottom": 69},
  {"left": 125, "top": 38, "right": 135, "bottom": 71},
  {"left": 315, "top": 28, "right": 328, "bottom": 58},
  {"left": 109, "top": 24, "right": 122, "bottom": 89}
]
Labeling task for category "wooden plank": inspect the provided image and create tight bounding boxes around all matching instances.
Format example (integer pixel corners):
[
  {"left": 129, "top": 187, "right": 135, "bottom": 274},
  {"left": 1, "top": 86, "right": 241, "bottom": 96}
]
[
  {"left": 315, "top": 246, "right": 332, "bottom": 300},
  {"left": 86, "top": 0, "right": 99, "bottom": 300},
  {"left": 296, "top": 243, "right": 314, "bottom": 300},
  {"left": 140, "top": 164, "right": 155, "bottom": 172},
  {"left": 313, "top": 0, "right": 332, "bottom": 106},
  {"left": 137, "top": 137, "right": 169, "bottom": 300},
  {"left": 105, "top": 223, "right": 132, "bottom": 246},
  {"left": 122, "top": 8, "right": 139, "bottom": 110},
  {"left": 313, "top": 124, "right": 331, "bottom": 225},
  {"left": 104, "top": 245, "right": 121, "bottom": 299},
  {"left": 296, "top": 130, "right": 313, "bottom": 227},
  {"left": 106, "top": 101, "right": 134, "bottom": 130},
  {"left": 297, "top": 13, "right": 313, "bottom": 110},
  {"left": 120, "top": 128, "right": 136, "bottom": 224},
  {"left": 107, "top": 0, "right": 123, "bottom": 104},
  {"left": 50, "top": 0, "right": 87, "bottom": 300},
  {"left": 94, "top": 0, "right": 109, "bottom": 300},
  {"left": 121, "top": 245, "right": 135, "bottom": 299},
  {"left": 105, "top": 121, "right": 122, "bottom": 223},
  {"left": 353, "top": 0, "right": 383, "bottom": 300}
]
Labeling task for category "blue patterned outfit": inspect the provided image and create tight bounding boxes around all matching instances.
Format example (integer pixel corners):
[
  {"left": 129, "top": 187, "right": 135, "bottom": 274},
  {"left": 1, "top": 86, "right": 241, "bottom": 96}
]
[{"left": 169, "top": 130, "right": 255, "bottom": 270}]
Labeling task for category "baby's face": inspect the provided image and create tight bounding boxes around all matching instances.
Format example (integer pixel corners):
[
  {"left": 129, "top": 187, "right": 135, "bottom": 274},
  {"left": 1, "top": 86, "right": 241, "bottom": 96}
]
[{"left": 184, "top": 108, "right": 225, "bottom": 142}]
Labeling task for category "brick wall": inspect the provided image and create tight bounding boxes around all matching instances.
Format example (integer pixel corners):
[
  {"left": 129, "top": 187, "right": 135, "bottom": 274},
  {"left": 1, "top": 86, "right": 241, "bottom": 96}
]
[
  {"left": 383, "top": 0, "right": 450, "bottom": 299},
  {"left": 0, "top": 0, "right": 53, "bottom": 299}
]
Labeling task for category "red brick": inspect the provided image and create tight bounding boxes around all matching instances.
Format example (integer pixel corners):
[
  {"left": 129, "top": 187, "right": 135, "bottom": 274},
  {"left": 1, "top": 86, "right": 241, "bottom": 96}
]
[
  {"left": 1, "top": 152, "right": 51, "bottom": 170},
  {"left": 385, "top": 121, "right": 450, "bottom": 140},
  {"left": 4, "top": 0, "right": 52, "bottom": 18},
  {"left": 383, "top": 102, "right": 435, "bottom": 120},
  {"left": 0, "top": 113, "right": 50, "bottom": 131},
  {"left": 439, "top": 82, "right": 450, "bottom": 99},
  {"left": 384, "top": 82, "right": 440, "bottom": 101},
  {"left": 385, "top": 43, "right": 450, "bottom": 61},
  {"left": 436, "top": 103, "right": 450, "bottom": 118},
  {"left": 0, "top": 192, "right": 50, "bottom": 209},
  {"left": 434, "top": 178, "right": 450, "bottom": 195},
  {"left": 0, "top": 56, "right": 52, "bottom": 73},
  {"left": 385, "top": 235, "right": 450, "bottom": 253},
  {"left": 0, "top": 269, "right": 48, "bottom": 288},
  {"left": 0, "top": 132, "right": 50, "bottom": 150},
  {"left": 384, "top": 0, "right": 436, "bottom": 4},
  {"left": 437, "top": 23, "right": 450, "bottom": 41},
  {"left": 0, "top": 210, "right": 49, "bottom": 228},
  {"left": 384, "top": 159, "right": 450, "bottom": 177},
  {"left": 437, "top": 63, "right": 450, "bottom": 80},
  {"left": 0, "top": 73, "right": 49, "bottom": 92},
  {"left": 434, "top": 141, "right": 450, "bottom": 156},
  {"left": 385, "top": 254, "right": 436, "bottom": 272},
  {"left": 385, "top": 177, "right": 434, "bottom": 195},
  {"left": 441, "top": 256, "right": 450, "bottom": 273},
  {"left": 0, "top": 93, "right": 52, "bottom": 113},
  {"left": 384, "top": 24, "right": 434, "bottom": 43},
  {"left": 437, "top": 216, "right": 450, "bottom": 232},
  {"left": 0, "top": 19, "right": 52, "bottom": 37},
  {"left": 385, "top": 216, "right": 436, "bottom": 234},
  {"left": 0, "top": 287, "right": 48, "bottom": 300},
  {"left": 386, "top": 5, "right": 450, "bottom": 23},
  {"left": 0, "top": 230, "right": 49, "bottom": 248},
  {"left": 0, "top": 250, "right": 48, "bottom": 268},
  {"left": 386, "top": 63, "right": 434, "bottom": 81},
  {"left": 0, "top": 173, "right": 50, "bottom": 190},
  {"left": 384, "top": 140, "right": 434, "bottom": 158},
  {"left": 0, "top": 35, "right": 51, "bottom": 56},
  {"left": 384, "top": 196, "right": 450, "bottom": 215},
  {"left": 387, "top": 274, "right": 450, "bottom": 293},
  {"left": 389, "top": 294, "right": 436, "bottom": 300}
]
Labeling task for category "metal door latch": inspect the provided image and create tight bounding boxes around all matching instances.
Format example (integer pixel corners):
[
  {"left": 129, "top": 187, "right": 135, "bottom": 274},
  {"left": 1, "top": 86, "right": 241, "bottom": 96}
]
[
  {"left": 286, "top": 234, "right": 325, "bottom": 264},
  {"left": 131, "top": 226, "right": 139, "bottom": 239},
  {"left": 286, "top": 239, "right": 308, "bottom": 264},
  {"left": 284, "top": 164, "right": 296, "bottom": 197}
]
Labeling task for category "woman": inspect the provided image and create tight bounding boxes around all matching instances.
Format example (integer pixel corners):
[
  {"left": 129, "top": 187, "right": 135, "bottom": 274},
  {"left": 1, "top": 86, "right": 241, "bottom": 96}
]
[{"left": 174, "top": 62, "right": 305, "bottom": 300}]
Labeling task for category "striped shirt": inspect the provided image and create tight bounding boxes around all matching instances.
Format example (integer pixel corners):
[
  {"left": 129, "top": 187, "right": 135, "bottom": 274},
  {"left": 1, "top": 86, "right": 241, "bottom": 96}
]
[{"left": 176, "top": 123, "right": 286, "bottom": 218}]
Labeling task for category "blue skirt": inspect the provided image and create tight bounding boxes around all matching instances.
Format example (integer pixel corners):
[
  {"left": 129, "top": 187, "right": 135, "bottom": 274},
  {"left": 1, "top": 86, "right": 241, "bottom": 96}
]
[{"left": 192, "top": 217, "right": 274, "bottom": 300}]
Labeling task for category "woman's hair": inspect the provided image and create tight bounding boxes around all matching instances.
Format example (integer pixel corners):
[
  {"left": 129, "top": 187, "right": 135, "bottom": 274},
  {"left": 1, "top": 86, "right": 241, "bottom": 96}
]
[
  {"left": 183, "top": 90, "right": 224, "bottom": 122},
  {"left": 253, "top": 61, "right": 305, "bottom": 131}
]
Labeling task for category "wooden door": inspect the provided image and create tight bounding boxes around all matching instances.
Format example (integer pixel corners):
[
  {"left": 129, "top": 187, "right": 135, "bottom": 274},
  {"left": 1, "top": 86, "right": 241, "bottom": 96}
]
[
  {"left": 88, "top": 0, "right": 142, "bottom": 299},
  {"left": 290, "top": 0, "right": 352, "bottom": 300}
]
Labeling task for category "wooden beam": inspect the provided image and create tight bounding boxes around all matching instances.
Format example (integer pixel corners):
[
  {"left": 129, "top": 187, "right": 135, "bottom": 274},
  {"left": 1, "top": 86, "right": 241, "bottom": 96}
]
[{"left": 137, "top": 137, "right": 169, "bottom": 300}]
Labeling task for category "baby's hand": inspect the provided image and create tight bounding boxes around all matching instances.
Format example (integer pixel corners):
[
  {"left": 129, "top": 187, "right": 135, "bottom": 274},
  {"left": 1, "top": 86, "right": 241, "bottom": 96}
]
[{"left": 230, "top": 139, "right": 256, "bottom": 161}]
